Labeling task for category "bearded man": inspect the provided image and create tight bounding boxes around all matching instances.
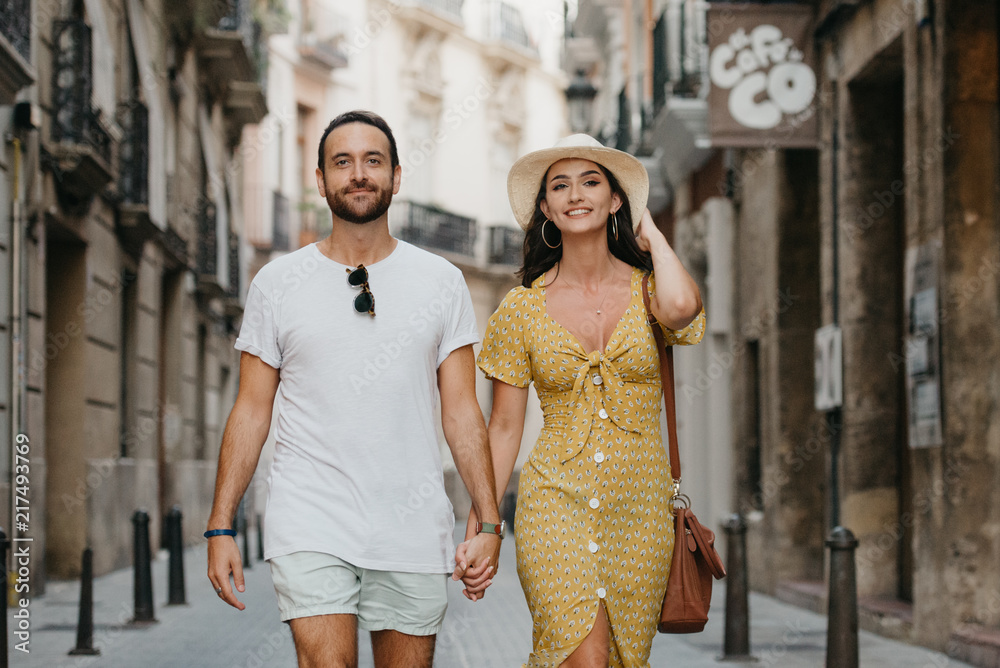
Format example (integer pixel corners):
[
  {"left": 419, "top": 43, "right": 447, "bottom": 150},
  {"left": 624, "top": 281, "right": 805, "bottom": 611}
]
[{"left": 206, "top": 110, "right": 503, "bottom": 668}]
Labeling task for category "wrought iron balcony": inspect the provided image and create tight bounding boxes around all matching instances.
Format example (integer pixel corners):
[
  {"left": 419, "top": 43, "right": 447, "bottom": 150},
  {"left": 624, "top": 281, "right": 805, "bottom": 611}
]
[
  {"left": 394, "top": 201, "right": 477, "bottom": 257},
  {"left": 49, "top": 19, "right": 113, "bottom": 198},
  {"left": 162, "top": 225, "right": 189, "bottom": 268},
  {"left": 218, "top": 0, "right": 255, "bottom": 59},
  {"left": 119, "top": 100, "right": 149, "bottom": 206},
  {"left": 415, "top": 0, "right": 464, "bottom": 21},
  {"left": 655, "top": 1, "right": 706, "bottom": 101},
  {"left": 1, "top": 0, "right": 30, "bottom": 62},
  {"left": 197, "top": 201, "right": 219, "bottom": 283},
  {"left": 615, "top": 86, "right": 630, "bottom": 151},
  {"left": 197, "top": 0, "right": 263, "bottom": 86},
  {"left": 272, "top": 190, "right": 290, "bottom": 251},
  {"left": 653, "top": 11, "right": 668, "bottom": 114},
  {"left": 488, "top": 225, "right": 523, "bottom": 266},
  {"left": 0, "top": 0, "right": 34, "bottom": 103},
  {"left": 484, "top": 0, "right": 534, "bottom": 53},
  {"left": 115, "top": 99, "right": 158, "bottom": 260},
  {"left": 298, "top": 31, "right": 348, "bottom": 70},
  {"left": 227, "top": 229, "right": 241, "bottom": 300}
]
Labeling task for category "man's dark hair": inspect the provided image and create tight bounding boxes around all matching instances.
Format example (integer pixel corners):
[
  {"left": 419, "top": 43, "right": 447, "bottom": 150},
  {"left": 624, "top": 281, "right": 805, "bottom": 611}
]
[{"left": 317, "top": 110, "right": 399, "bottom": 175}]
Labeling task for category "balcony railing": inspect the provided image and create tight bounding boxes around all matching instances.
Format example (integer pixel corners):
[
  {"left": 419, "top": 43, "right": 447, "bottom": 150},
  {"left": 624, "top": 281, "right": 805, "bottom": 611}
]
[
  {"left": 218, "top": 0, "right": 255, "bottom": 54},
  {"left": 488, "top": 225, "right": 522, "bottom": 266},
  {"left": 228, "top": 229, "right": 240, "bottom": 298},
  {"left": 395, "top": 201, "right": 476, "bottom": 257},
  {"left": 272, "top": 190, "right": 289, "bottom": 251},
  {"left": 51, "top": 19, "right": 112, "bottom": 166},
  {"left": 163, "top": 225, "right": 189, "bottom": 266},
  {"left": 615, "top": 86, "right": 630, "bottom": 151},
  {"left": 415, "top": 0, "right": 463, "bottom": 20},
  {"left": 485, "top": 0, "right": 533, "bottom": 51},
  {"left": 659, "top": 0, "right": 706, "bottom": 99},
  {"left": 119, "top": 100, "right": 149, "bottom": 205},
  {"left": 197, "top": 201, "right": 218, "bottom": 278},
  {"left": 652, "top": 11, "right": 668, "bottom": 114},
  {"left": 298, "top": 32, "right": 348, "bottom": 70},
  {"left": 1, "top": 0, "right": 31, "bottom": 62}
]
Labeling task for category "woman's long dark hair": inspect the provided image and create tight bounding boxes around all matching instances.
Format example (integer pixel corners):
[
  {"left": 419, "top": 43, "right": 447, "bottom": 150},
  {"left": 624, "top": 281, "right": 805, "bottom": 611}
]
[{"left": 518, "top": 164, "right": 653, "bottom": 288}]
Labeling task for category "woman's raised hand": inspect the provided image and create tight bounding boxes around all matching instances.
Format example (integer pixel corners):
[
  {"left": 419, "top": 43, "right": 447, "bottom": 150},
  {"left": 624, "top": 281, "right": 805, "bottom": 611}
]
[{"left": 634, "top": 208, "right": 666, "bottom": 253}]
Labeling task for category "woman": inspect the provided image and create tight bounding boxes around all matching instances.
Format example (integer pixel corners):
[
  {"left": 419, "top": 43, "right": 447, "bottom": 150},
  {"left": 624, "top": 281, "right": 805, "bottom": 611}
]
[{"left": 467, "top": 135, "right": 705, "bottom": 667}]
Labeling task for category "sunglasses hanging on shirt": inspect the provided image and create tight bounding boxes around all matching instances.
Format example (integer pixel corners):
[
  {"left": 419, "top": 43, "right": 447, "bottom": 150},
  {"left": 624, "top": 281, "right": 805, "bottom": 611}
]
[{"left": 347, "top": 264, "right": 376, "bottom": 317}]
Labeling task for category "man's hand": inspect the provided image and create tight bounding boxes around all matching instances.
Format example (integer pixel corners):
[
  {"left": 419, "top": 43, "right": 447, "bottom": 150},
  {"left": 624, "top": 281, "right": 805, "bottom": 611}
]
[
  {"left": 452, "top": 533, "right": 502, "bottom": 601},
  {"left": 207, "top": 536, "right": 246, "bottom": 610}
]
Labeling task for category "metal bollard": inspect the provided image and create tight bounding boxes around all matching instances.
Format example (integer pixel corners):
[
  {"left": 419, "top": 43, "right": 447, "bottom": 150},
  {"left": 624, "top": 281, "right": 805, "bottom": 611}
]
[
  {"left": 501, "top": 491, "right": 517, "bottom": 536},
  {"left": 721, "top": 514, "right": 754, "bottom": 661},
  {"left": 166, "top": 506, "right": 186, "bottom": 605},
  {"left": 826, "top": 526, "right": 859, "bottom": 668},
  {"left": 68, "top": 548, "right": 100, "bottom": 655},
  {"left": 256, "top": 514, "right": 264, "bottom": 562},
  {"left": 131, "top": 510, "right": 156, "bottom": 624},
  {"left": 1, "top": 527, "right": 8, "bottom": 667}
]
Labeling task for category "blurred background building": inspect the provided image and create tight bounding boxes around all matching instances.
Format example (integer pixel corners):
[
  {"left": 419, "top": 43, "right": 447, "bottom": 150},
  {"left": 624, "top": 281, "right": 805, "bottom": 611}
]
[
  {"left": 0, "top": 0, "right": 276, "bottom": 586},
  {"left": 2, "top": 1, "right": 999, "bottom": 665},
  {"left": 567, "top": 0, "right": 999, "bottom": 663}
]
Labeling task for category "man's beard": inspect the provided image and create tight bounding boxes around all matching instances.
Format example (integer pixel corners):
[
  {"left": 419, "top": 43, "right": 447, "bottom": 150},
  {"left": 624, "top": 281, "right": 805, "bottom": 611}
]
[{"left": 326, "top": 181, "right": 393, "bottom": 225}]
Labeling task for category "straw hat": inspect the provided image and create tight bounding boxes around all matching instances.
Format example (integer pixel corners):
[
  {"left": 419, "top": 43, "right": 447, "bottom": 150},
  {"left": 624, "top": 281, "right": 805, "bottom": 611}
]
[{"left": 507, "top": 134, "right": 649, "bottom": 231}]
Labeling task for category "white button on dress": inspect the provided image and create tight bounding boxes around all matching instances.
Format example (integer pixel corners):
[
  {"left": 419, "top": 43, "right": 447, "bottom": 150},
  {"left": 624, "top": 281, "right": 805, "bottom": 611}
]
[
  {"left": 598, "top": 408, "right": 609, "bottom": 419},
  {"left": 589, "top": 498, "right": 600, "bottom": 509},
  {"left": 588, "top": 541, "right": 599, "bottom": 553},
  {"left": 592, "top": 374, "right": 604, "bottom": 385},
  {"left": 597, "top": 587, "right": 607, "bottom": 599},
  {"left": 594, "top": 451, "right": 605, "bottom": 463}
]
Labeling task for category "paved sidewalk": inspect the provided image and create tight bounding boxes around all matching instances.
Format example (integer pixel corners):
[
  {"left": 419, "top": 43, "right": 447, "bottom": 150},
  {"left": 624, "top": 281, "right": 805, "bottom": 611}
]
[{"left": 10, "top": 532, "right": 972, "bottom": 667}]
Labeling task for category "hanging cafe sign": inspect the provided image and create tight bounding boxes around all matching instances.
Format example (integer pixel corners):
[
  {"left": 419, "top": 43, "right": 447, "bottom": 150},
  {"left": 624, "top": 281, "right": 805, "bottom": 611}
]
[{"left": 707, "top": 4, "right": 818, "bottom": 148}]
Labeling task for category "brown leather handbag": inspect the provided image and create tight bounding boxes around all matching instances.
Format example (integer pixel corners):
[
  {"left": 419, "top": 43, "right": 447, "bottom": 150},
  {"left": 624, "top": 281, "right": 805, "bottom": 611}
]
[{"left": 642, "top": 276, "right": 726, "bottom": 634}]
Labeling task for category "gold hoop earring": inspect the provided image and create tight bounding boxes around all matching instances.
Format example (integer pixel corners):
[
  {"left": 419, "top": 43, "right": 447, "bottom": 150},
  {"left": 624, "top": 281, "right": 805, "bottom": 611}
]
[
  {"left": 541, "top": 219, "right": 561, "bottom": 249},
  {"left": 611, "top": 211, "right": 619, "bottom": 241}
]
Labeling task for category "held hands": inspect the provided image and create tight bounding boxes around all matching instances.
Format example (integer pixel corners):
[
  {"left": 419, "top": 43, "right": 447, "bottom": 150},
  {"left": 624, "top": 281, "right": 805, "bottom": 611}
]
[
  {"left": 207, "top": 535, "right": 247, "bottom": 610},
  {"left": 451, "top": 512, "right": 502, "bottom": 601}
]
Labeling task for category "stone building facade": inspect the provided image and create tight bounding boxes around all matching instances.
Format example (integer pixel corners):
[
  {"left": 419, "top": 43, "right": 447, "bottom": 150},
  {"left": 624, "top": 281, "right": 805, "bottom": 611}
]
[
  {"left": 570, "top": 0, "right": 1000, "bottom": 663},
  {"left": 0, "top": 0, "right": 272, "bottom": 587}
]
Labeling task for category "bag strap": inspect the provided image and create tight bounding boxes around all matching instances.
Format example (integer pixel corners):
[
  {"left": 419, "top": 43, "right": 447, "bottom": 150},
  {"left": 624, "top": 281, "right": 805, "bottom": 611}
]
[{"left": 641, "top": 274, "right": 681, "bottom": 483}]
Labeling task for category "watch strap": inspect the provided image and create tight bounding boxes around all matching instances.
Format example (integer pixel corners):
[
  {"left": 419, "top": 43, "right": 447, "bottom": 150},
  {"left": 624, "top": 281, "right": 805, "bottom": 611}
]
[{"left": 476, "top": 521, "right": 504, "bottom": 537}]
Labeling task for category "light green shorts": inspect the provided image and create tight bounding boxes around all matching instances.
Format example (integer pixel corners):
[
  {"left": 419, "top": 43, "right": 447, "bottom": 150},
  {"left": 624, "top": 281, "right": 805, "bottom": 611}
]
[{"left": 268, "top": 551, "right": 448, "bottom": 636}]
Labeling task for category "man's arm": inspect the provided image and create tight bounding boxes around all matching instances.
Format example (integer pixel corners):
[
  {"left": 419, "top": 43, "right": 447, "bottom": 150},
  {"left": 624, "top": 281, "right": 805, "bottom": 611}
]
[
  {"left": 460, "top": 377, "right": 528, "bottom": 600},
  {"left": 437, "top": 345, "right": 502, "bottom": 587},
  {"left": 206, "top": 351, "right": 280, "bottom": 610}
]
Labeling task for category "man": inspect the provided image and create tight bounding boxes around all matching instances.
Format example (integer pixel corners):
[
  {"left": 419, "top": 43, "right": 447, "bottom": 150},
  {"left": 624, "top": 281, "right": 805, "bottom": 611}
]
[{"left": 206, "top": 110, "right": 501, "bottom": 668}]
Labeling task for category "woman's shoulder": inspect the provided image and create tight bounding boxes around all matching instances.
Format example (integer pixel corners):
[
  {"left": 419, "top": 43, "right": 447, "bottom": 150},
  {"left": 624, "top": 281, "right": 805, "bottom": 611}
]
[
  {"left": 504, "top": 283, "right": 542, "bottom": 304},
  {"left": 493, "top": 284, "right": 542, "bottom": 319}
]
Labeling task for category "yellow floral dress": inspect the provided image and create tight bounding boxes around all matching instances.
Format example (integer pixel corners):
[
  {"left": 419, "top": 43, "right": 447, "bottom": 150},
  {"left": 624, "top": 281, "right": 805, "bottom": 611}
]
[{"left": 477, "top": 267, "right": 705, "bottom": 668}]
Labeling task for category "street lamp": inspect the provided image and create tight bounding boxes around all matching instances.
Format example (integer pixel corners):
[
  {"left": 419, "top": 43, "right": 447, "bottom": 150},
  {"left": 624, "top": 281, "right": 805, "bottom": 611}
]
[{"left": 566, "top": 69, "right": 598, "bottom": 134}]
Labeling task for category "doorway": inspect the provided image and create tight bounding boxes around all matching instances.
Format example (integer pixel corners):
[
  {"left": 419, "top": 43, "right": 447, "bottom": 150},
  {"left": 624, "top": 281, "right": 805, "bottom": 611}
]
[{"left": 844, "top": 38, "right": 912, "bottom": 601}]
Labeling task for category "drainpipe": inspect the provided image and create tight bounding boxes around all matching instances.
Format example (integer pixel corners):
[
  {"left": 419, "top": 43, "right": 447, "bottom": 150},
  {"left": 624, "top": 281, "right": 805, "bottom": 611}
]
[
  {"left": 8, "top": 135, "right": 26, "bottom": 544},
  {"left": 644, "top": 0, "right": 654, "bottom": 102},
  {"left": 828, "top": 83, "right": 842, "bottom": 530}
]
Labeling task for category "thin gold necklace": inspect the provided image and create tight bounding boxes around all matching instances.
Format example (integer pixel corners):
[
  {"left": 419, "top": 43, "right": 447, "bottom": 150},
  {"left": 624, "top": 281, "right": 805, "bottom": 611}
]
[{"left": 561, "top": 262, "right": 617, "bottom": 315}]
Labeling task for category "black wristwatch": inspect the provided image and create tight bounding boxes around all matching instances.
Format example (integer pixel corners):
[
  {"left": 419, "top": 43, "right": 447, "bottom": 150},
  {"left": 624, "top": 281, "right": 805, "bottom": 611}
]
[{"left": 476, "top": 520, "right": 506, "bottom": 539}]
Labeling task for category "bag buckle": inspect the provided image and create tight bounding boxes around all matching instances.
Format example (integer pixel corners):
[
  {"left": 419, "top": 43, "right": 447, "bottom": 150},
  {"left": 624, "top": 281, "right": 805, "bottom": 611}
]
[{"left": 669, "top": 478, "right": 690, "bottom": 515}]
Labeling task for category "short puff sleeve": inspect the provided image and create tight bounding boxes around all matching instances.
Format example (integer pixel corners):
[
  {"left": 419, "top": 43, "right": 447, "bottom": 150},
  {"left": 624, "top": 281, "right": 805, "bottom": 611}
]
[
  {"left": 476, "top": 287, "right": 534, "bottom": 388},
  {"left": 648, "top": 273, "right": 706, "bottom": 346}
]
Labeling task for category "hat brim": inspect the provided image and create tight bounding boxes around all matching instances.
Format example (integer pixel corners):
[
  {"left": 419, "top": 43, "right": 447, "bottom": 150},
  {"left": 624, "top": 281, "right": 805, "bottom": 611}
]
[{"left": 507, "top": 144, "right": 649, "bottom": 231}]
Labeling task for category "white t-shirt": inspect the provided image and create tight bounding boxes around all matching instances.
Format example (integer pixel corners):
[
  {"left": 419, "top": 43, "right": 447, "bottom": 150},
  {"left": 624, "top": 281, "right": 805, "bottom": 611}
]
[{"left": 235, "top": 241, "right": 479, "bottom": 573}]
